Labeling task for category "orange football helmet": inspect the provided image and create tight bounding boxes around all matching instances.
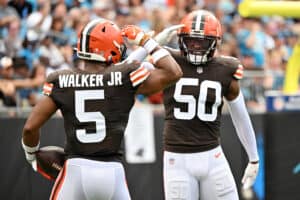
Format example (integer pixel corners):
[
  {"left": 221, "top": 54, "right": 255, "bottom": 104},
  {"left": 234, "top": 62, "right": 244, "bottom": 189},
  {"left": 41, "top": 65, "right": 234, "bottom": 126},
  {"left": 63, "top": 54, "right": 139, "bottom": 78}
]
[
  {"left": 76, "top": 19, "right": 126, "bottom": 64},
  {"left": 178, "top": 10, "right": 222, "bottom": 65}
]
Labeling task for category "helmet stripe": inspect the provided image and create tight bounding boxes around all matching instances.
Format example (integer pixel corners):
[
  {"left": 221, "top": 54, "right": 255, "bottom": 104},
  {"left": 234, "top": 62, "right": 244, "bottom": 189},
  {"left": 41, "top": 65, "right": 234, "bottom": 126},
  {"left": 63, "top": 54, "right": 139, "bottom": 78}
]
[
  {"left": 79, "top": 31, "right": 84, "bottom": 51},
  {"left": 85, "top": 23, "right": 98, "bottom": 53},
  {"left": 199, "top": 13, "right": 205, "bottom": 33},
  {"left": 81, "top": 19, "right": 104, "bottom": 52},
  {"left": 195, "top": 12, "right": 202, "bottom": 32},
  {"left": 192, "top": 14, "right": 197, "bottom": 31}
]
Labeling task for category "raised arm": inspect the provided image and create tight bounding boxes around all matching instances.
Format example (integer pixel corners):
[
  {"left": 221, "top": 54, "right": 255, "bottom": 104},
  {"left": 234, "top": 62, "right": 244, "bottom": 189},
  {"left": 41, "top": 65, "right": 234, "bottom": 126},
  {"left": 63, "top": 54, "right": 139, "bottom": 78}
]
[{"left": 122, "top": 25, "right": 182, "bottom": 95}]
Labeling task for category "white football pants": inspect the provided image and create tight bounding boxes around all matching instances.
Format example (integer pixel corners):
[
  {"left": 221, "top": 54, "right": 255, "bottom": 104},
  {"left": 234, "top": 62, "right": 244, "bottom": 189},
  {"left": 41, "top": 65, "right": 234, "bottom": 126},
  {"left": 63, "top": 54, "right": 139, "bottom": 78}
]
[
  {"left": 164, "top": 146, "right": 239, "bottom": 200},
  {"left": 50, "top": 158, "right": 131, "bottom": 200}
]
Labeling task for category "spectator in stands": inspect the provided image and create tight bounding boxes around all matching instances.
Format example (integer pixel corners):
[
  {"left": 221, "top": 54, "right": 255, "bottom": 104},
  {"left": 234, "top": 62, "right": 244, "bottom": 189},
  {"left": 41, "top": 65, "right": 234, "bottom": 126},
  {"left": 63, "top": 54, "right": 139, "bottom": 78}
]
[
  {"left": 0, "top": 56, "right": 16, "bottom": 106},
  {"left": 115, "top": 5, "right": 132, "bottom": 28},
  {"left": 13, "top": 57, "right": 30, "bottom": 78},
  {"left": 128, "top": 0, "right": 143, "bottom": 7},
  {"left": 49, "top": 16, "right": 69, "bottom": 46},
  {"left": 18, "top": 33, "right": 41, "bottom": 70},
  {"left": 64, "top": 7, "right": 86, "bottom": 46},
  {"left": 0, "top": 0, "right": 19, "bottom": 38},
  {"left": 130, "top": 6, "right": 151, "bottom": 32},
  {"left": 0, "top": 0, "right": 296, "bottom": 112},
  {"left": 26, "top": 0, "right": 52, "bottom": 42},
  {"left": 39, "top": 34, "right": 70, "bottom": 76},
  {"left": 91, "top": 0, "right": 115, "bottom": 21},
  {"left": 1, "top": 17, "right": 23, "bottom": 58},
  {"left": 11, "top": 61, "right": 46, "bottom": 106},
  {"left": 237, "top": 18, "right": 268, "bottom": 69},
  {"left": 236, "top": 18, "right": 269, "bottom": 112},
  {"left": 8, "top": 0, "right": 33, "bottom": 19},
  {"left": 52, "top": 2, "right": 67, "bottom": 19}
]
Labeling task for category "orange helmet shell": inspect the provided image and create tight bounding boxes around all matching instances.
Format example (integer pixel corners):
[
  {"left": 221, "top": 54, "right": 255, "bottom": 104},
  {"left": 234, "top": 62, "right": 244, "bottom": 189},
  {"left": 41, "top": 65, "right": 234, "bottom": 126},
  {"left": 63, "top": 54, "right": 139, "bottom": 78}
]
[
  {"left": 77, "top": 19, "right": 125, "bottom": 64},
  {"left": 178, "top": 10, "right": 222, "bottom": 38}
]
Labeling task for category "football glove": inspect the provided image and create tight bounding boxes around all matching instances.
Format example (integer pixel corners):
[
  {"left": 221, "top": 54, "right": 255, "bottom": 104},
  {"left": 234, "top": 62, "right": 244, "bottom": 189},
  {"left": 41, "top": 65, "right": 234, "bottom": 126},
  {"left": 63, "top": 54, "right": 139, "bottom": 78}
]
[
  {"left": 22, "top": 140, "right": 39, "bottom": 171},
  {"left": 154, "top": 24, "right": 185, "bottom": 46},
  {"left": 242, "top": 162, "right": 259, "bottom": 189},
  {"left": 121, "top": 25, "right": 151, "bottom": 46}
]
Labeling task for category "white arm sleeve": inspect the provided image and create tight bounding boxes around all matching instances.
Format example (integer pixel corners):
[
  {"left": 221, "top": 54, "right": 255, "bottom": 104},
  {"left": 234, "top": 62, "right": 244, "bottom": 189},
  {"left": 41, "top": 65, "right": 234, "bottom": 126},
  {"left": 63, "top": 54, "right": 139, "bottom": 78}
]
[
  {"left": 125, "top": 47, "right": 148, "bottom": 62},
  {"left": 227, "top": 91, "right": 259, "bottom": 162}
]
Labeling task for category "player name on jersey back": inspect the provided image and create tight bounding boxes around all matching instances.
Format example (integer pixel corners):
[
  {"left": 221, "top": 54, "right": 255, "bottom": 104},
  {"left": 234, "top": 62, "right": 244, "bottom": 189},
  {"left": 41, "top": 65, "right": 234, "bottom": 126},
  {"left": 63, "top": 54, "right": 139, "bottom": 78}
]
[{"left": 58, "top": 72, "right": 122, "bottom": 88}]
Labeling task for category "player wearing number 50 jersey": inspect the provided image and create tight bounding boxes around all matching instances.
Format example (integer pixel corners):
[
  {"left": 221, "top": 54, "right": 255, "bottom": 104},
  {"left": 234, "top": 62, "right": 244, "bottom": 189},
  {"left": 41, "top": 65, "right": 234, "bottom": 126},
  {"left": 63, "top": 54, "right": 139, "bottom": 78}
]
[
  {"left": 162, "top": 10, "right": 259, "bottom": 200},
  {"left": 21, "top": 19, "right": 182, "bottom": 200}
]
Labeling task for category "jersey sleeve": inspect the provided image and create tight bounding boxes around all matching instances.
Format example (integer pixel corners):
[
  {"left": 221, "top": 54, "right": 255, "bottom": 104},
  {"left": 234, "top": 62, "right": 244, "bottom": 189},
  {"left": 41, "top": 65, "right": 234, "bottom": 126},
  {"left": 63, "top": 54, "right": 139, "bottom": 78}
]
[
  {"left": 42, "top": 71, "right": 62, "bottom": 107},
  {"left": 42, "top": 71, "right": 59, "bottom": 96},
  {"left": 221, "top": 56, "right": 244, "bottom": 80},
  {"left": 233, "top": 63, "right": 244, "bottom": 80},
  {"left": 129, "top": 62, "right": 151, "bottom": 87},
  {"left": 42, "top": 82, "right": 54, "bottom": 96}
]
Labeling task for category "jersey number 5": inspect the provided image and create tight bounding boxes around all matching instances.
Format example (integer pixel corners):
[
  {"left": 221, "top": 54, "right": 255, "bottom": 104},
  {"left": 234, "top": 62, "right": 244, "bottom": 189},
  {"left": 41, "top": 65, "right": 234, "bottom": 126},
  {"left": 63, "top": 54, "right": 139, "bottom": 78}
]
[
  {"left": 75, "top": 90, "right": 106, "bottom": 143},
  {"left": 174, "top": 78, "right": 221, "bottom": 121}
]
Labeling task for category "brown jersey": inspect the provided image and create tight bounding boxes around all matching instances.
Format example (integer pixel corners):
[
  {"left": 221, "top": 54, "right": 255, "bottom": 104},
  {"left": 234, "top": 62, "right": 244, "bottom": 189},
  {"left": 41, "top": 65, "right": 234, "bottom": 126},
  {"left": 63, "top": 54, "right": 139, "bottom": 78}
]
[
  {"left": 163, "top": 52, "right": 243, "bottom": 153},
  {"left": 43, "top": 61, "right": 150, "bottom": 161}
]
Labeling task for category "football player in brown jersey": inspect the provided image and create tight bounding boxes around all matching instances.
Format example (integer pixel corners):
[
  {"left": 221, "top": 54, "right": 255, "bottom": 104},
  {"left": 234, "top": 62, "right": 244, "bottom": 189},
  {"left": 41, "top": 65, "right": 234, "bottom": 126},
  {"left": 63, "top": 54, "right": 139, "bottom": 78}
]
[
  {"left": 21, "top": 19, "right": 182, "bottom": 200},
  {"left": 161, "top": 10, "right": 259, "bottom": 200}
]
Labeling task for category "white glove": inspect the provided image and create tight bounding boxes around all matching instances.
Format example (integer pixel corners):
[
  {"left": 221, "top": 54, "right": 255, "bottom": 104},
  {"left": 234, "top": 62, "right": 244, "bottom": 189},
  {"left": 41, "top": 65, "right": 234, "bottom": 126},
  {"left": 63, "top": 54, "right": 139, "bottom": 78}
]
[
  {"left": 22, "top": 140, "right": 38, "bottom": 171},
  {"left": 154, "top": 24, "right": 185, "bottom": 46},
  {"left": 24, "top": 151, "right": 38, "bottom": 171},
  {"left": 242, "top": 162, "right": 259, "bottom": 189}
]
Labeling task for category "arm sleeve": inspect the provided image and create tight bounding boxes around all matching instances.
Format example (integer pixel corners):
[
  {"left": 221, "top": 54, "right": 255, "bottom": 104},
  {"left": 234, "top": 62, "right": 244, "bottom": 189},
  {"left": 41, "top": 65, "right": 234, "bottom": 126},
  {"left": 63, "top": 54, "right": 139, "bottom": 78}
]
[
  {"left": 126, "top": 47, "right": 148, "bottom": 62},
  {"left": 227, "top": 91, "right": 259, "bottom": 162}
]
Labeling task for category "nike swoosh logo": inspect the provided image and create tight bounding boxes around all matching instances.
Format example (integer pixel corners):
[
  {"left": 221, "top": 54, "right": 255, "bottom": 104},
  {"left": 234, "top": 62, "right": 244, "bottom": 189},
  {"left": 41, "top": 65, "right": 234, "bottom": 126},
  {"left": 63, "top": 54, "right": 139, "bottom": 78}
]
[{"left": 214, "top": 152, "right": 221, "bottom": 158}]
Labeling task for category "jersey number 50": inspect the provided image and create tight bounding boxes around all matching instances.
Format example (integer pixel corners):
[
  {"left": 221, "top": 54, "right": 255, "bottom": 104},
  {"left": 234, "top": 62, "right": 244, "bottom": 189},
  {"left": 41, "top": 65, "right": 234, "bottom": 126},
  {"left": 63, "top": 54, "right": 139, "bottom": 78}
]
[
  {"left": 75, "top": 90, "right": 106, "bottom": 143},
  {"left": 174, "top": 78, "right": 221, "bottom": 121}
]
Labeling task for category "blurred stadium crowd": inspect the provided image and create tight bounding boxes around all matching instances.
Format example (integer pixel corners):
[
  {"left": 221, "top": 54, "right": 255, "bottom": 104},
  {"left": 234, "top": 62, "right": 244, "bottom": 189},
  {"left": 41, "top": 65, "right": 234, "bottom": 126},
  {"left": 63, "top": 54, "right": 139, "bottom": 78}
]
[{"left": 0, "top": 0, "right": 299, "bottom": 116}]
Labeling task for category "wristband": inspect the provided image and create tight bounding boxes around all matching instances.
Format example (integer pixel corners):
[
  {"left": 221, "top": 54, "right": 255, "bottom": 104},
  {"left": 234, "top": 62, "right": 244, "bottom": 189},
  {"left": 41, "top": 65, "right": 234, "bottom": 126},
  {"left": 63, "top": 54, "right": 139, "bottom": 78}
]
[
  {"left": 22, "top": 139, "right": 40, "bottom": 153},
  {"left": 143, "top": 38, "right": 158, "bottom": 54},
  {"left": 152, "top": 49, "right": 170, "bottom": 64}
]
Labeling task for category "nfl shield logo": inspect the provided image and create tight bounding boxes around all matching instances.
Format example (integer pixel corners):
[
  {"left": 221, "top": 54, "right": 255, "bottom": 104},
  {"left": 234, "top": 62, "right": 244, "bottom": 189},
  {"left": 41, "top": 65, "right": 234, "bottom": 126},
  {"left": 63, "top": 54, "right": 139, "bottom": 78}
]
[{"left": 197, "top": 67, "right": 203, "bottom": 74}]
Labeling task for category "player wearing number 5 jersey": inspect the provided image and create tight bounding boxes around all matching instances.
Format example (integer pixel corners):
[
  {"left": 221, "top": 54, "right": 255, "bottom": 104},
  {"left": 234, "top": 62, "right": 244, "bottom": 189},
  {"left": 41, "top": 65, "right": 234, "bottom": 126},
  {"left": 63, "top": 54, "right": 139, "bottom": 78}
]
[
  {"left": 162, "top": 10, "right": 259, "bottom": 200},
  {"left": 21, "top": 19, "right": 182, "bottom": 200}
]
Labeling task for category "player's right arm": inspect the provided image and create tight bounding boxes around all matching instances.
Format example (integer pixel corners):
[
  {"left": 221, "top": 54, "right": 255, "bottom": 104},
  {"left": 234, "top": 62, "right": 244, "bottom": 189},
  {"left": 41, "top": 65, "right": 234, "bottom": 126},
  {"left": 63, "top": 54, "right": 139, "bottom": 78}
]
[
  {"left": 136, "top": 49, "right": 182, "bottom": 95},
  {"left": 122, "top": 25, "right": 182, "bottom": 96},
  {"left": 22, "top": 73, "right": 59, "bottom": 170}
]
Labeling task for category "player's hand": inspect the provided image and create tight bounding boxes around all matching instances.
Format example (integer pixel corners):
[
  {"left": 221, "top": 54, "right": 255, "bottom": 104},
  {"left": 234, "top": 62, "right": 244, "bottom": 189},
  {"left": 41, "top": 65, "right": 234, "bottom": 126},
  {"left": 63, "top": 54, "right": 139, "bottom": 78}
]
[
  {"left": 242, "top": 162, "right": 259, "bottom": 189},
  {"left": 121, "top": 25, "right": 150, "bottom": 46},
  {"left": 154, "top": 24, "right": 185, "bottom": 46},
  {"left": 24, "top": 151, "right": 38, "bottom": 171},
  {"left": 22, "top": 140, "right": 38, "bottom": 171}
]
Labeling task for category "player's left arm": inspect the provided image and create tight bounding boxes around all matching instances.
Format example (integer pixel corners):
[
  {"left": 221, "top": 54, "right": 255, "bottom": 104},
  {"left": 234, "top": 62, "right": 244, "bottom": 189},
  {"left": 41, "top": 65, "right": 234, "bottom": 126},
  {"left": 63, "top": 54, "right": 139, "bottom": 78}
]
[
  {"left": 122, "top": 24, "right": 182, "bottom": 95},
  {"left": 225, "top": 79, "right": 259, "bottom": 189},
  {"left": 22, "top": 96, "right": 58, "bottom": 170},
  {"left": 124, "top": 24, "right": 184, "bottom": 63}
]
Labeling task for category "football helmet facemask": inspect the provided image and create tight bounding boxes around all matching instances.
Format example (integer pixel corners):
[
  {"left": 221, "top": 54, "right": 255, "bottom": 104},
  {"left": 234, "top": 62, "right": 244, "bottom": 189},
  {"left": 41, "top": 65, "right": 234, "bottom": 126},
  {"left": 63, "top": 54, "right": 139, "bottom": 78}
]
[
  {"left": 76, "top": 19, "right": 126, "bottom": 64},
  {"left": 178, "top": 10, "right": 222, "bottom": 65}
]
